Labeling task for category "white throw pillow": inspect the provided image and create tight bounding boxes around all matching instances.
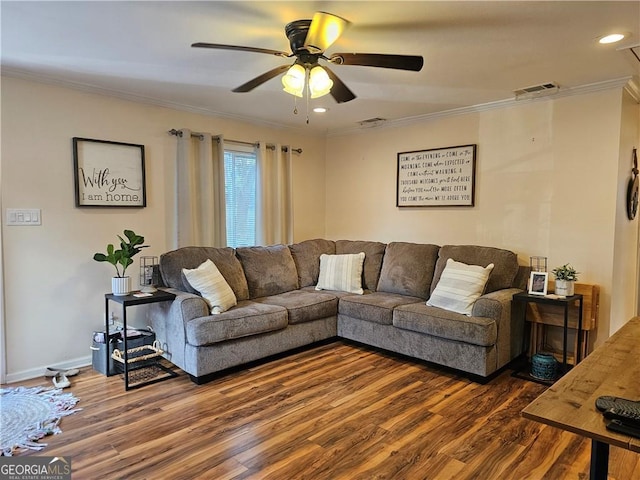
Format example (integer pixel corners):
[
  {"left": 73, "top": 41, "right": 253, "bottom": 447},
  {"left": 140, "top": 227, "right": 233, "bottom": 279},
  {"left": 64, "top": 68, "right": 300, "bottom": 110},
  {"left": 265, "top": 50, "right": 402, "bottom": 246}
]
[
  {"left": 426, "top": 258, "right": 494, "bottom": 316},
  {"left": 315, "top": 252, "right": 365, "bottom": 294},
  {"left": 182, "top": 259, "right": 237, "bottom": 313}
]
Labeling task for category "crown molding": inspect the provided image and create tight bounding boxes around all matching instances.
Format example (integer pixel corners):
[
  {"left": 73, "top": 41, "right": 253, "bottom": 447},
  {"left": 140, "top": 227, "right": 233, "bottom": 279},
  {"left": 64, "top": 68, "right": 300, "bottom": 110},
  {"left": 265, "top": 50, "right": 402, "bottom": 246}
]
[
  {"left": 0, "top": 67, "right": 308, "bottom": 134},
  {"left": 623, "top": 76, "right": 640, "bottom": 103},
  {"left": 2, "top": 68, "right": 633, "bottom": 138},
  {"left": 327, "top": 76, "right": 634, "bottom": 137}
]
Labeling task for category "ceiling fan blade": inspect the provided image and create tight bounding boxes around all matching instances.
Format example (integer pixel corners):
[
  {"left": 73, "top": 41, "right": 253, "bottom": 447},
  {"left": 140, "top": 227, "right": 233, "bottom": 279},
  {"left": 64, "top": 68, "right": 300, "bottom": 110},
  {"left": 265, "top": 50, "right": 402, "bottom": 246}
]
[
  {"left": 329, "top": 53, "right": 424, "bottom": 71},
  {"left": 232, "top": 64, "right": 291, "bottom": 93},
  {"left": 323, "top": 66, "right": 356, "bottom": 103},
  {"left": 192, "top": 42, "right": 290, "bottom": 58},
  {"left": 303, "top": 11, "right": 350, "bottom": 54}
]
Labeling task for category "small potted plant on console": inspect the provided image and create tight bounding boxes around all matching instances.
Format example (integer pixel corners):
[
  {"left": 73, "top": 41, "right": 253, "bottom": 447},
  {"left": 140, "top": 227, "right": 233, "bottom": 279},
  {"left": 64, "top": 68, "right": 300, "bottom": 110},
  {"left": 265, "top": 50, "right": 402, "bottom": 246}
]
[
  {"left": 93, "top": 229, "right": 148, "bottom": 296},
  {"left": 551, "top": 263, "right": 579, "bottom": 297}
]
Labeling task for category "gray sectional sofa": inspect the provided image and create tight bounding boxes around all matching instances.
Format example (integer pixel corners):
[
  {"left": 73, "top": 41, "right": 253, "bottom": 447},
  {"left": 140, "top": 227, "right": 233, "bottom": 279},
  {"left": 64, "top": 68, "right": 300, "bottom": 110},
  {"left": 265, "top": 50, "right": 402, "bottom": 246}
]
[{"left": 150, "top": 239, "right": 529, "bottom": 384}]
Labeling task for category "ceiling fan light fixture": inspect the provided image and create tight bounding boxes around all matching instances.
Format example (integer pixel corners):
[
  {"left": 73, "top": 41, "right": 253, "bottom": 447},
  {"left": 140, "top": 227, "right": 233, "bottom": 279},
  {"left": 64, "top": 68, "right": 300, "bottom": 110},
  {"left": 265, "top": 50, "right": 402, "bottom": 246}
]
[
  {"left": 304, "top": 11, "right": 350, "bottom": 53},
  {"left": 282, "top": 64, "right": 306, "bottom": 97},
  {"left": 308, "top": 65, "right": 333, "bottom": 98}
]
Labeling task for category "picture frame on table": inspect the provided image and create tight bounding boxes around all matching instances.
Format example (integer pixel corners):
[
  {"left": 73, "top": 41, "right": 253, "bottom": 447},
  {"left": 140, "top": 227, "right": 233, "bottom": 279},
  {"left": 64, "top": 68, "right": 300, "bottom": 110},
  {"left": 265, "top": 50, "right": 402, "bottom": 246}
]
[{"left": 528, "top": 272, "right": 548, "bottom": 296}]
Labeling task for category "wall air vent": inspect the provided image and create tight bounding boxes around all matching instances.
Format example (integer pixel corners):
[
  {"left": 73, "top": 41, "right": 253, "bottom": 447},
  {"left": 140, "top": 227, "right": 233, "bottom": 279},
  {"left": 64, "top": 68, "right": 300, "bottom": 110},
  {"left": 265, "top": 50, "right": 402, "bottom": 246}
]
[
  {"left": 358, "top": 117, "right": 387, "bottom": 128},
  {"left": 514, "top": 82, "right": 559, "bottom": 100}
]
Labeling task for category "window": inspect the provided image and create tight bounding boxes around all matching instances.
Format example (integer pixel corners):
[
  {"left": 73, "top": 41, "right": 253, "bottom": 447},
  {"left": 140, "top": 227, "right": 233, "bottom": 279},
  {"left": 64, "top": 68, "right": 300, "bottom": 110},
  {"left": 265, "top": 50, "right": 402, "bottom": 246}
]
[{"left": 224, "top": 148, "right": 256, "bottom": 247}]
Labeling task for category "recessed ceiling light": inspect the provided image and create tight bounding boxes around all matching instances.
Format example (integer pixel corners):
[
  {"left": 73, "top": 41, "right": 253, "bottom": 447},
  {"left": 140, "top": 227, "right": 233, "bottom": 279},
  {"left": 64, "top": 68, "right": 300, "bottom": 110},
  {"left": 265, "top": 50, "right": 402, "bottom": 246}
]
[
  {"left": 599, "top": 33, "right": 626, "bottom": 44},
  {"left": 313, "top": 107, "right": 328, "bottom": 113}
]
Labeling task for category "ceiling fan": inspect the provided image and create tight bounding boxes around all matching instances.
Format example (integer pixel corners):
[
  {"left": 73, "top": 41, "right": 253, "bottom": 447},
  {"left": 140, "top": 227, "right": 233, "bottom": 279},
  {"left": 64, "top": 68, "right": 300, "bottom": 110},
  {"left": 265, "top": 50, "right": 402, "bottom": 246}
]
[{"left": 192, "top": 11, "right": 424, "bottom": 104}]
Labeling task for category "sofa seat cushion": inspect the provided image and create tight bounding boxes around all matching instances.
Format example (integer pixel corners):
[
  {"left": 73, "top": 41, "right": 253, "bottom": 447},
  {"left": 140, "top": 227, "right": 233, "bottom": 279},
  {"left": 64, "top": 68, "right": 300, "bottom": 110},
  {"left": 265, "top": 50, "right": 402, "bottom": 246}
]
[
  {"left": 185, "top": 300, "right": 287, "bottom": 346},
  {"left": 254, "top": 290, "right": 338, "bottom": 325},
  {"left": 236, "top": 244, "right": 299, "bottom": 298},
  {"left": 393, "top": 303, "right": 497, "bottom": 347},
  {"left": 339, "top": 292, "right": 425, "bottom": 325}
]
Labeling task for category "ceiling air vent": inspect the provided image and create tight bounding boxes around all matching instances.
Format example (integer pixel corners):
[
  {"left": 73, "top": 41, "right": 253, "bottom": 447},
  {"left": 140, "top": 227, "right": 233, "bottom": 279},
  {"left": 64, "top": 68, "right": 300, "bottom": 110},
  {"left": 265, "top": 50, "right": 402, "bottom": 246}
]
[
  {"left": 514, "top": 82, "right": 559, "bottom": 100},
  {"left": 358, "top": 117, "right": 387, "bottom": 128}
]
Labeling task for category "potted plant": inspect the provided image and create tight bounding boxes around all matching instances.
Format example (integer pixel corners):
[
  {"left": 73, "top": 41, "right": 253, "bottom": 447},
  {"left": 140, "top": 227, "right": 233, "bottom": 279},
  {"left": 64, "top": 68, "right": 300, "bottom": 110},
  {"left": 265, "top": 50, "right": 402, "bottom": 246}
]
[
  {"left": 551, "top": 263, "right": 579, "bottom": 296},
  {"left": 93, "top": 229, "right": 148, "bottom": 295}
]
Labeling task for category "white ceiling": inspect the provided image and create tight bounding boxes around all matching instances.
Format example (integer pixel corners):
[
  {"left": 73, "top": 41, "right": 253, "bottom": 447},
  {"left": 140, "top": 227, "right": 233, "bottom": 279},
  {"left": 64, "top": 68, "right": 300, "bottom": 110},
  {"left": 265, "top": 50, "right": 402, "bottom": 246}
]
[{"left": 2, "top": 1, "right": 639, "bottom": 135}]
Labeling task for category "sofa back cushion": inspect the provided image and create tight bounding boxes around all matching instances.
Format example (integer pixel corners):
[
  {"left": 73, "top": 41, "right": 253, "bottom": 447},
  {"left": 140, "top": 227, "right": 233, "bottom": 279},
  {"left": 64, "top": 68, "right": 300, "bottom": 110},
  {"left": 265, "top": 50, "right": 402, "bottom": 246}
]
[
  {"left": 335, "top": 240, "right": 387, "bottom": 292},
  {"left": 159, "top": 246, "right": 250, "bottom": 301},
  {"left": 377, "top": 242, "right": 440, "bottom": 299},
  {"left": 430, "top": 245, "right": 519, "bottom": 295},
  {"left": 236, "top": 244, "right": 299, "bottom": 298},
  {"left": 289, "top": 239, "right": 336, "bottom": 288}
]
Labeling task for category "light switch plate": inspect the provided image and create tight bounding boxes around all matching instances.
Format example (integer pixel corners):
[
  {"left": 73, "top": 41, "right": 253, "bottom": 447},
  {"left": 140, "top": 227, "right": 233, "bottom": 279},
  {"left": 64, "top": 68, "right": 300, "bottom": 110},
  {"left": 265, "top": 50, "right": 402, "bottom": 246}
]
[{"left": 6, "top": 208, "right": 41, "bottom": 226}]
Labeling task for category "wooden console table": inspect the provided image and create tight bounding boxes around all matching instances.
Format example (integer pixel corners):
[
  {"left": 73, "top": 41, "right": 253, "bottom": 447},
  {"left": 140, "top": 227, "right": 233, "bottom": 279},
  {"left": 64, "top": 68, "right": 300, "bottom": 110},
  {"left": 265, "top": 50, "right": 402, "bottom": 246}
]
[
  {"left": 527, "top": 282, "right": 599, "bottom": 365},
  {"left": 522, "top": 316, "right": 640, "bottom": 479},
  {"left": 513, "top": 292, "right": 584, "bottom": 379}
]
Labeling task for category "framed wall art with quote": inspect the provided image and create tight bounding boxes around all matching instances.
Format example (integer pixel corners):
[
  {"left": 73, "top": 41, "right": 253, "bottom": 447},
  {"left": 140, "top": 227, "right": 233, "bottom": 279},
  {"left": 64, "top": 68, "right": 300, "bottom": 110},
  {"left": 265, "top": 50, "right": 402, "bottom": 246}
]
[
  {"left": 73, "top": 137, "right": 146, "bottom": 207},
  {"left": 397, "top": 144, "right": 476, "bottom": 207}
]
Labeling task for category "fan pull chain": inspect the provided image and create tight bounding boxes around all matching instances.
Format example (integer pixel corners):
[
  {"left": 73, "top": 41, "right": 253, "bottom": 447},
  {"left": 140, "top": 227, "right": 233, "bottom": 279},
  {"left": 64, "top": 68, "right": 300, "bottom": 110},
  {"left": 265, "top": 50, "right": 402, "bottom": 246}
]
[
  {"left": 306, "top": 91, "right": 310, "bottom": 124},
  {"left": 305, "top": 77, "right": 310, "bottom": 124}
]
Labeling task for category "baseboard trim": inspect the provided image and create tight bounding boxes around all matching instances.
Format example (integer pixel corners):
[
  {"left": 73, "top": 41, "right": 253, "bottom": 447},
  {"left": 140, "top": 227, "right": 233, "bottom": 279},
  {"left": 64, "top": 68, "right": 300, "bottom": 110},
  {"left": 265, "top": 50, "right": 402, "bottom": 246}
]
[{"left": 2, "top": 355, "right": 92, "bottom": 385}]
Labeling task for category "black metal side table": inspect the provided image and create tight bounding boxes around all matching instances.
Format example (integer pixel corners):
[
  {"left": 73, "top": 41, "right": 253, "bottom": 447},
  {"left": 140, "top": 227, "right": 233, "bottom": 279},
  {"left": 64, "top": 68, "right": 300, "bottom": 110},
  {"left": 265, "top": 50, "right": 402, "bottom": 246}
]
[
  {"left": 105, "top": 289, "right": 177, "bottom": 390},
  {"left": 512, "top": 292, "right": 584, "bottom": 382}
]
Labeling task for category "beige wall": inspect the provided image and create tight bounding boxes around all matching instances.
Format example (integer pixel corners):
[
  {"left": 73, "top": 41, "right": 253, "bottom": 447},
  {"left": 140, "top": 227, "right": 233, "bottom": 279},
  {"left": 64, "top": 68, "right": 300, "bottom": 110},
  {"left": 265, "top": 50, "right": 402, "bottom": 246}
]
[
  {"left": 1, "top": 75, "right": 638, "bottom": 382},
  {"left": 611, "top": 89, "right": 640, "bottom": 334},
  {"left": 325, "top": 87, "right": 639, "bottom": 348},
  {"left": 0, "top": 76, "right": 326, "bottom": 382}
]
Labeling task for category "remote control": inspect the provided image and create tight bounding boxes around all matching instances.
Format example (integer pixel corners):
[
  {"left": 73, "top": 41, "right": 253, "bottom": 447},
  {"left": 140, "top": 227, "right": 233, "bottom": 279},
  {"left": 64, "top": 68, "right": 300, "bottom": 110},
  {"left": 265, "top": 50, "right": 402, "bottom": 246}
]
[
  {"left": 595, "top": 395, "right": 640, "bottom": 412},
  {"left": 606, "top": 419, "right": 640, "bottom": 439},
  {"left": 603, "top": 407, "right": 640, "bottom": 428}
]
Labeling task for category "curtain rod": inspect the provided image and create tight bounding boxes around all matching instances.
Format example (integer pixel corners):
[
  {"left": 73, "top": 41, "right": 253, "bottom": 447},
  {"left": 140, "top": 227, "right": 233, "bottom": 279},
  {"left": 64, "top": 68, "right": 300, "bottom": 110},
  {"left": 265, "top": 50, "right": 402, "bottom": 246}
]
[{"left": 167, "top": 129, "right": 302, "bottom": 154}]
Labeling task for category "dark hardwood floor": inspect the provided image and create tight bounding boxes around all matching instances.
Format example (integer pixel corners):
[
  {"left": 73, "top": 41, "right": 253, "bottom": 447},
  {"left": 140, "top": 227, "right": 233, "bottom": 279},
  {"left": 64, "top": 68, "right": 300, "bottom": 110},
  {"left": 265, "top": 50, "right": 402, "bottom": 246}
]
[{"left": 8, "top": 342, "right": 640, "bottom": 479}]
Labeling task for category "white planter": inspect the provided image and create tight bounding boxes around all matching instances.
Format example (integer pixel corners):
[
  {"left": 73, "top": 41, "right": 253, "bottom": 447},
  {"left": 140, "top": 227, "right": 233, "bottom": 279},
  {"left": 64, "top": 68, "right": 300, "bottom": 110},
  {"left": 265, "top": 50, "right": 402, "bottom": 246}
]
[
  {"left": 555, "top": 279, "right": 575, "bottom": 296},
  {"left": 112, "top": 276, "right": 132, "bottom": 296}
]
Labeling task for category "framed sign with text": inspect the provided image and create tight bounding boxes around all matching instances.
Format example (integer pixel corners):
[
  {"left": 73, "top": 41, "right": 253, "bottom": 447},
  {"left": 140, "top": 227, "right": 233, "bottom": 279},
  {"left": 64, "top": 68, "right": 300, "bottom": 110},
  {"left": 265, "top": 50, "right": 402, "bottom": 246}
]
[
  {"left": 73, "top": 137, "right": 146, "bottom": 207},
  {"left": 397, "top": 144, "right": 477, "bottom": 207}
]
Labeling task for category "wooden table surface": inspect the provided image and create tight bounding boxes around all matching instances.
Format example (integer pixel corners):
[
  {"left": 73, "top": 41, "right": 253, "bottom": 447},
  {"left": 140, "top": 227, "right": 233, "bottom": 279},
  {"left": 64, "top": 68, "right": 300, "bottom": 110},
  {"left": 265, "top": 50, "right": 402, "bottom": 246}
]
[{"left": 522, "top": 316, "right": 640, "bottom": 453}]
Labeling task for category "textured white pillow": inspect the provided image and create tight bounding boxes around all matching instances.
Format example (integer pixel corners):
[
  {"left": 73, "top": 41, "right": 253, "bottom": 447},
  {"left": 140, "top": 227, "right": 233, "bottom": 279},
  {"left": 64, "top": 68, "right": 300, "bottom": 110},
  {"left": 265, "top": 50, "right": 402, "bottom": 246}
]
[
  {"left": 315, "top": 252, "right": 365, "bottom": 294},
  {"left": 426, "top": 258, "right": 494, "bottom": 315},
  {"left": 182, "top": 259, "right": 237, "bottom": 313}
]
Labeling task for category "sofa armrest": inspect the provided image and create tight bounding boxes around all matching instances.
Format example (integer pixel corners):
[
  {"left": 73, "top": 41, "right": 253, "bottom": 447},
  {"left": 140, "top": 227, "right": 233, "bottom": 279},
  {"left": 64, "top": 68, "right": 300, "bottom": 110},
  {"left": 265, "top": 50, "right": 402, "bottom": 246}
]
[
  {"left": 149, "top": 288, "right": 209, "bottom": 370},
  {"left": 472, "top": 288, "right": 521, "bottom": 320},
  {"left": 472, "top": 287, "right": 524, "bottom": 369},
  {"left": 168, "top": 288, "right": 209, "bottom": 322}
]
